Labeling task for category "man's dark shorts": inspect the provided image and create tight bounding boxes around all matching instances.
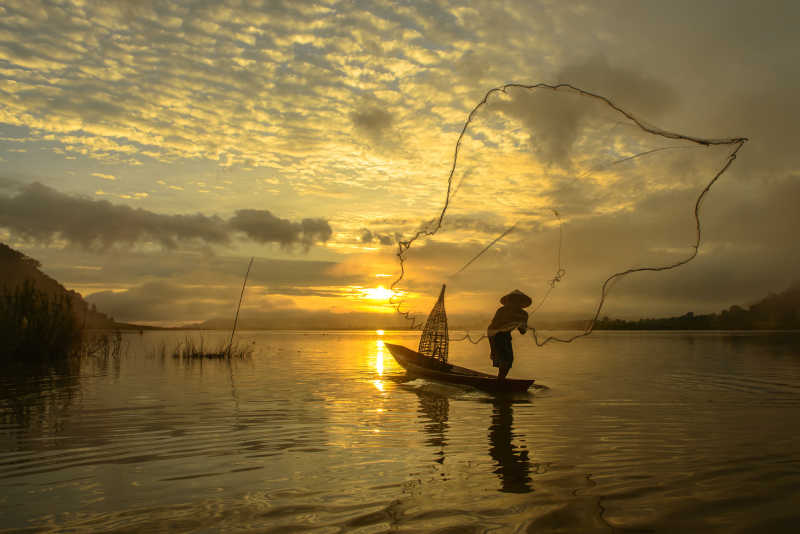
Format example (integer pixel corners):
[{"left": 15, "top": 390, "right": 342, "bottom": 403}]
[{"left": 489, "top": 331, "right": 513, "bottom": 368}]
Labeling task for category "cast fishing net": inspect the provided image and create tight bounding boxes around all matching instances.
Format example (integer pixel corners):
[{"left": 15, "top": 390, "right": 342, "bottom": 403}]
[{"left": 389, "top": 83, "right": 747, "bottom": 346}]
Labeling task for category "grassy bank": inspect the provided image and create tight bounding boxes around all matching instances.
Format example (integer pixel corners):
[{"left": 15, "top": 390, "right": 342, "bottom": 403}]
[{"left": 1, "top": 281, "right": 123, "bottom": 365}]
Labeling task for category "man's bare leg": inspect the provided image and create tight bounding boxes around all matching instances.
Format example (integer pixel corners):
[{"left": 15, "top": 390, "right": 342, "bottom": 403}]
[{"left": 497, "top": 364, "right": 510, "bottom": 380}]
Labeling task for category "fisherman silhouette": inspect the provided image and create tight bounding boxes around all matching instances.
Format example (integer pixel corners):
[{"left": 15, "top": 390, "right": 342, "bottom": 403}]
[{"left": 487, "top": 290, "right": 532, "bottom": 380}]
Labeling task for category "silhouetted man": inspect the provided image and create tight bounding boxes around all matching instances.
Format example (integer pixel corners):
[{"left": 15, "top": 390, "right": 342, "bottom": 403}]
[{"left": 487, "top": 290, "right": 531, "bottom": 380}]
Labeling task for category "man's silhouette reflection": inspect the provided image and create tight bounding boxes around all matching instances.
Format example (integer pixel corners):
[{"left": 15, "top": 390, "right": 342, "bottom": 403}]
[
  {"left": 409, "top": 383, "right": 532, "bottom": 492},
  {"left": 488, "top": 399, "right": 532, "bottom": 493}
]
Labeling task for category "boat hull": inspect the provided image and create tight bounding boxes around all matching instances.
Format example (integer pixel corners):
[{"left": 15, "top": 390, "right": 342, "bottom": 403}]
[{"left": 384, "top": 343, "right": 534, "bottom": 393}]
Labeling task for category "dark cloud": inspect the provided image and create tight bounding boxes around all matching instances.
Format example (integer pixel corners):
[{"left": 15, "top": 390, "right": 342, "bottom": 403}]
[
  {"left": 86, "top": 281, "right": 235, "bottom": 322},
  {"left": 262, "top": 287, "right": 347, "bottom": 298},
  {"left": 488, "top": 88, "right": 595, "bottom": 168},
  {"left": 86, "top": 280, "right": 299, "bottom": 323},
  {"left": 25, "top": 247, "right": 353, "bottom": 292},
  {"left": 483, "top": 58, "right": 678, "bottom": 168},
  {"left": 556, "top": 56, "right": 678, "bottom": 119},
  {"left": 0, "top": 182, "right": 228, "bottom": 249},
  {"left": 710, "top": 87, "right": 800, "bottom": 177},
  {"left": 229, "top": 209, "right": 332, "bottom": 249},
  {"left": 350, "top": 105, "right": 394, "bottom": 145},
  {"left": 0, "top": 182, "right": 332, "bottom": 250},
  {"left": 360, "top": 228, "right": 394, "bottom": 246}
]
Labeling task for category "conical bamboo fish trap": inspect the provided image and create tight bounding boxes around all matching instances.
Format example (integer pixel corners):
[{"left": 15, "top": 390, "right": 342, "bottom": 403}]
[{"left": 418, "top": 284, "right": 449, "bottom": 363}]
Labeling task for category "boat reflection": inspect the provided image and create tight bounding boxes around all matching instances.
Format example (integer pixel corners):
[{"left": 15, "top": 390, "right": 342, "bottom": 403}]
[{"left": 415, "top": 388, "right": 449, "bottom": 464}]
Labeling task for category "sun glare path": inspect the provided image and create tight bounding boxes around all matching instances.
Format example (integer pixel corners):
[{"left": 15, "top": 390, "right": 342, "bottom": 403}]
[
  {"left": 373, "top": 332, "right": 385, "bottom": 392},
  {"left": 375, "top": 339, "right": 384, "bottom": 376}
]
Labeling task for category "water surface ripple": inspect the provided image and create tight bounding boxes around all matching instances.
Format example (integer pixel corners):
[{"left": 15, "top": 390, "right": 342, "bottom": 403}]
[{"left": 1, "top": 330, "right": 799, "bottom": 532}]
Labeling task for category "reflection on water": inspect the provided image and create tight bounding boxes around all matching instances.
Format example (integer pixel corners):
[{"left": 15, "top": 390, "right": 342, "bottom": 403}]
[
  {"left": 1, "top": 330, "right": 800, "bottom": 532},
  {"left": 1, "top": 357, "right": 82, "bottom": 443},
  {"left": 414, "top": 388, "right": 449, "bottom": 463},
  {"left": 488, "top": 399, "right": 532, "bottom": 493},
  {"left": 373, "top": 336, "right": 385, "bottom": 392},
  {"left": 412, "top": 383, "right": 534, "bottom": 492}
]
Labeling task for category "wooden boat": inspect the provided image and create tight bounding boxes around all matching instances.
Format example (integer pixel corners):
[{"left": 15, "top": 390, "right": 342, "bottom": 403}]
[{"left": 384, "top": 342, "right": 534, "bottom": 393}]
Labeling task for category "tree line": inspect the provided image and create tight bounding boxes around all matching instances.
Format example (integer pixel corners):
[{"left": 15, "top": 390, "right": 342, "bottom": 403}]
[{"left": 595, "top": 285, "right": 800, "bottom": 330}]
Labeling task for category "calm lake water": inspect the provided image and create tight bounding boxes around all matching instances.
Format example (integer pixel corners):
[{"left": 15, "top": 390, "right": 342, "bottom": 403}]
[{"left": 1, "top": 330, "right": 799, "bottom": 533}]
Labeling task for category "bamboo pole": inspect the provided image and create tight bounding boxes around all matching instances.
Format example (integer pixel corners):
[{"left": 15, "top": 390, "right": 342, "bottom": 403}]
[{"left": 227, "top": 257, "right": 254, "bottom": 358}]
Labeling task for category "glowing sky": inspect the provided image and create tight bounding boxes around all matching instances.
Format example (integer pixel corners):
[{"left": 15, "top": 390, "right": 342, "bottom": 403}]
[{"left": 1, "top": 1, "right": 798, "bottom": 327}]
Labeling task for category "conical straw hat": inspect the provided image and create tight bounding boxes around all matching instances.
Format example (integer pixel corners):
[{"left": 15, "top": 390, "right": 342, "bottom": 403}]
[{"left": 500, "top": 289, "right": 532, "bottom": 308}]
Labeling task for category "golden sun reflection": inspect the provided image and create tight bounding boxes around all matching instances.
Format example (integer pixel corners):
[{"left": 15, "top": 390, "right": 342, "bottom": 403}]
[
  {"left": 375, "top": 339, "right": 384, "bottom": 376},
  {"left": 373, "top": 334, "right": 385, "bottom": 392}
]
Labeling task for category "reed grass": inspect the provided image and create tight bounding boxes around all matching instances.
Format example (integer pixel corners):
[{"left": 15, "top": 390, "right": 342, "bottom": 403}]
[
  {"left": 167, "top": 336, "right": 252, "bottom": 361},
  {"left": 79, "top": 330, "right": 125, "bottom": 359},
  {"left": 1, "top": 280, "right": 82, "bottom": 363}
]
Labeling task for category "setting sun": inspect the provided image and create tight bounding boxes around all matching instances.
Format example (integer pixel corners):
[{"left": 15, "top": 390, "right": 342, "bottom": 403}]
[{"left": 362, "top": 286, "right": 395, "bottom": 301}]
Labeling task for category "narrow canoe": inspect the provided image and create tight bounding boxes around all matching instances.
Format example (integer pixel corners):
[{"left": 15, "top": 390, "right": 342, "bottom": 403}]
[{"left": 384, "top": 342, "right": 534, "bottom": 393}]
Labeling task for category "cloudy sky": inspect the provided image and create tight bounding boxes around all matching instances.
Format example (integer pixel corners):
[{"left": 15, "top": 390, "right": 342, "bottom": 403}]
[{"left": 1, "top": 0, "right": 798, "bottom": 327}]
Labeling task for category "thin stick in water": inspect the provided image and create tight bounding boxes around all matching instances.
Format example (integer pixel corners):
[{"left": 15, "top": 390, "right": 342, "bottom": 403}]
[{"left": 228, "top": 257, "right": 254, "bottom": 358}]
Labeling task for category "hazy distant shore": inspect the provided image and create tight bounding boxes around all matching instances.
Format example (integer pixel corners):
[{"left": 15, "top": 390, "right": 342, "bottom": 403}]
[{"left": 114, "top": 324, "right": 800, "bottom": 333}]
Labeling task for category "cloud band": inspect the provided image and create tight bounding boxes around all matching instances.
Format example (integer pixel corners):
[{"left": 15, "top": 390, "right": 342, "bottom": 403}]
[{"left": 0, "top": 182, "right": 332, "bottom": 250}]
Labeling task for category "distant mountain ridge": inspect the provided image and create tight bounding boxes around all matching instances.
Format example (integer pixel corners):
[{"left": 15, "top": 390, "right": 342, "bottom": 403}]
[
  {"left": 193, "top": 311, "right": 414, "bottom": 331},
  {"left": 1, "top": 243, "right": 130, "bottom": 329}
]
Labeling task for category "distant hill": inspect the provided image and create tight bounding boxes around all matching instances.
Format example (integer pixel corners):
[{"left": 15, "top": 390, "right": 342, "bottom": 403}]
[
  {"left": 192, "top": 311, "right": 587, "bottom": 332},
  {"left": 596, "top": 285, "right": 800, "bottom": 330},
  {"left": 0, "top": 243, "right": 145, "bottom": 330},
  {"left": 192, "top": 310, "right": 415, "bottom": 331}
]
